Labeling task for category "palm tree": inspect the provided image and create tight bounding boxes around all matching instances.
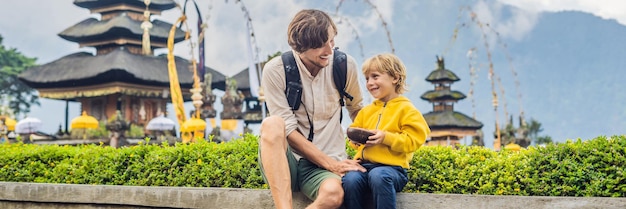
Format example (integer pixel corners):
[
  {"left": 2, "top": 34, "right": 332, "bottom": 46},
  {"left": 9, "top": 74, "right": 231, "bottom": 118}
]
[{"left": 527, "top": 118, "right": 552, "bottom": 145}]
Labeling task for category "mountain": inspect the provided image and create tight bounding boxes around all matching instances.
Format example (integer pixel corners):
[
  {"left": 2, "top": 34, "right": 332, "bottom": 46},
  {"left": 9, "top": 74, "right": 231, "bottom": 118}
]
[{"left": 510, "top": 11, "right": 626, "bottom": 141}]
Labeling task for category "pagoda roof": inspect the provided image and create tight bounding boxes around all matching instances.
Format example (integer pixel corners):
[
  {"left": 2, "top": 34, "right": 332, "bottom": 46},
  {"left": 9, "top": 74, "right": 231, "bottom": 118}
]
[
  {"left": 423, "top": 111, "right": 483, "bottom": 130},
  {"left": 59, "top": 13, "right": 185, "bottom": 45},
  {"left": 18, "top": 47, "right": 226, "bottom": 91},
  {"left": 425, "top": 57, "right": 460, "bottom": 83},
  {"left": 425, "top": 68, "right": 460, "bottom": 83},
  {"left": 227, "top": 64, "right": 265, "bottom": 96},
  {"left": 420, "top": 89, "right": 466, "bottom": 101},
  {"left": 74, "top": 0, "right": 176, "bottom": 11}
]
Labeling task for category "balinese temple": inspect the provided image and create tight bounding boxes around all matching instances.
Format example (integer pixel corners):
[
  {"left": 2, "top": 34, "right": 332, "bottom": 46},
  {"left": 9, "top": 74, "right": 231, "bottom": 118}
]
[
  {"left": 18, "top": 0, "right": 225, "bottom": 129},
  {"left": 230, "top": 64, "right": 266, "bottom": 125},
  {"left": 420, "top": 56, "right": 483, "bottom": 147}
]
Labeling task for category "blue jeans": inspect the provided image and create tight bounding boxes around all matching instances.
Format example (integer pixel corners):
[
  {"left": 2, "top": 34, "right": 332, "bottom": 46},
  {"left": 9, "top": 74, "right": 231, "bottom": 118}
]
[{"left": 342, "top": 163, "right": 408, "bottom": 209}]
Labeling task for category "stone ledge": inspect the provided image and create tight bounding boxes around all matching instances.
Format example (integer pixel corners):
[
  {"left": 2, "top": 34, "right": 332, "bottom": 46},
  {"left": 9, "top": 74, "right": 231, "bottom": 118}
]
[{"left": 1, "top": 182, "right": 625, "bottom": 209}]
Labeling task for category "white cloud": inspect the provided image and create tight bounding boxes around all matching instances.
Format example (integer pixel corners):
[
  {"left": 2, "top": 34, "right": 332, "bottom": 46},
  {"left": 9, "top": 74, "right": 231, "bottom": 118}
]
[
  {"left": 468, "top": 0, "right": 626, "bottom": 42},
  {"left": 470, "top": 1, "right": 539, "bottom": 41},
  {"left": 497, "top": 0, "right": 626, "bottom": 26},
  {"left": 156, "top": 0, "right": 303, "bottom": 76}
]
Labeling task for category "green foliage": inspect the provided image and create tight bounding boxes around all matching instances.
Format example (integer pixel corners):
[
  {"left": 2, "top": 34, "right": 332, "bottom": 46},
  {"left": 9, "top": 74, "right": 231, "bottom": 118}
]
[
  {"left": 0, "top": 134, "right": 625, "bottom": 197},
  {"left": 528, "top": 118, "right": 553, "bottom": 145},
  {"left": 71, "top": 122, "right": 145, "bottom": 139},
  {"left": 127, "top": 124, "right": 145, "bottom": 138},
  {"left": 0, "top": 133, "right": 266, "bottom": 189},
  {"left": 0, "top": 34, "right": 39, "bottom": 117},
  {"left": 406, "top": 135, "right": 626, "bottom": 197},
  {"left": 86, "top": 122, "right": 109, "bottom": 139},
  {"left": 536, "top": 135, "right": 553, "bottom": 145}
]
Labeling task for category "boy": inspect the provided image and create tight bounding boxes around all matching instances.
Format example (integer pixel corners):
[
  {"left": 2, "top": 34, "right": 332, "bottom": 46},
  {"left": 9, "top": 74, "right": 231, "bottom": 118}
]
[{"left": 343, "top": 53, "right": 430, "bottom": 209}]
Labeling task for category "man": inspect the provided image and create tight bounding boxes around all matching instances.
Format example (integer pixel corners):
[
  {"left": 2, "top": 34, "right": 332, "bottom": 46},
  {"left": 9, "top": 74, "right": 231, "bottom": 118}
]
[{"left": 259, "top": 9, "right": 366, "bottom": 209}]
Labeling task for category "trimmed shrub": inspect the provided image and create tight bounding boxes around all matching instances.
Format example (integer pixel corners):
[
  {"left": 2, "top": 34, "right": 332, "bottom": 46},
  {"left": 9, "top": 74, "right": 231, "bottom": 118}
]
[{"left": 0, "top": 134, "right": 624, "bottom": 197}]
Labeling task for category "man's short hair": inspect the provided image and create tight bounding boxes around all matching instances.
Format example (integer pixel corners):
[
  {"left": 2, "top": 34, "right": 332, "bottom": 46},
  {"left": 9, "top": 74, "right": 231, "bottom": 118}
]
[{"left": 287, "top": 9, "right": 337, "bottom": 53}]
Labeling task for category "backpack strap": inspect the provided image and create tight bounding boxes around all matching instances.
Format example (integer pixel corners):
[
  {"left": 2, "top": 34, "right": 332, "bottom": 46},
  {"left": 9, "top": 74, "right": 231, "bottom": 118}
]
[
  {"left": 332, "top": 49, "right": 353, "bottom": 123},
  {"left": 281, "top": 51, "right": 313, "bottom": 141},
  {"left": 280, "top": 49, "right": 353, "bottom": 140},
  {"left": 281, "top": 51, "right": 301, "bottom": 111}
]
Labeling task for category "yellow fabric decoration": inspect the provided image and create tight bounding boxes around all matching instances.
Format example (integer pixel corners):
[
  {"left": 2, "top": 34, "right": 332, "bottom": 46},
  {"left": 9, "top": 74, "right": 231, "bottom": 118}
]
[
  {"left": 167, "top": 16, "right": 188, "bottom": 127},
  {"left": 221, "top": 119, "right": 238, "bottom": 131}
]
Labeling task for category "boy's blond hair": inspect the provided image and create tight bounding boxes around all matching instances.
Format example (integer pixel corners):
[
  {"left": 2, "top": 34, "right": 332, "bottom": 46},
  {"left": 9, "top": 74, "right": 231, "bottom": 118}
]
[{"left": 361, "top": 53, "right": 408, "bottom": 94}]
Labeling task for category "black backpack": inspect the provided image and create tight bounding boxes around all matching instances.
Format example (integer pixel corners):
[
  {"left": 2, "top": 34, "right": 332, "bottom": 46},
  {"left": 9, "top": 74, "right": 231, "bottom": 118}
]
[{"left": 281, "top": 49, "right": 354, "bottom": 141}]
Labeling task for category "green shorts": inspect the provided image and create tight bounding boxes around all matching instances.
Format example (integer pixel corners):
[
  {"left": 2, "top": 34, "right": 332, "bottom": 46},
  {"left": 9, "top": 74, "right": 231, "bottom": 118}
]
[{"left": 258, "top": 146, "right": 340, "bottom": 200}]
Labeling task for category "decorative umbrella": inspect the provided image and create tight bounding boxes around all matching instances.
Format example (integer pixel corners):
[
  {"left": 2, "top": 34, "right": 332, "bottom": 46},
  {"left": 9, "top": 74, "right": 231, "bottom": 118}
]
[
  {"left": 181, "top": 118, "right": 206, "bottom": 132},
  {"left": 181, "top": 118, "right": 206, "bottom": 143},
  {"left": 15, "top": 117, "right": 42, "bottom": 134},
  {"left": 0, "top": 116, "right": 16, "bottom": 131},
  {"left": 5, "top": 117, "right": 16, "bottom": 131},
  {"left": 504, "top": 143, "right": 521, "bottom": 151},
  {"left": 146, "top": 115, "right": 176, "bottom": 131},
  {"left": 71, "top": 111, "right": 99, "bottom": 129}
]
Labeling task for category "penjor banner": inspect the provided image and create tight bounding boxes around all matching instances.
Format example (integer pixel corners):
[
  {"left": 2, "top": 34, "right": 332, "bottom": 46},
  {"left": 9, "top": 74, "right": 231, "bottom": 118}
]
[{"left": 166, "top": 16, "right": 188, "bottom": 126}]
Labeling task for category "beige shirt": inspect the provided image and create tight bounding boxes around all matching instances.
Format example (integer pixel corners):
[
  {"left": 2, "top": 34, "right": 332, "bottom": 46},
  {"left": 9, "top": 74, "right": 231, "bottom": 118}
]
[{"left": 261, "top": 50, "right": 363, "bottom": 161}]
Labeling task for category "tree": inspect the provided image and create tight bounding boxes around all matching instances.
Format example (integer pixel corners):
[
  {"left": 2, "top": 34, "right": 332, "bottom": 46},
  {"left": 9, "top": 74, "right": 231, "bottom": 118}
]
[
  {"left": 527, "top": 118, "right": 553, "bottom": 145},
  {"left": 527, "top": 119, "right": 542, "bottom": 142},
  {"left": 0, "top": 34, "right": 39, "bottom": 118},
  {"left": 536, "top": 135, "right": 553, "bottom": 145}
]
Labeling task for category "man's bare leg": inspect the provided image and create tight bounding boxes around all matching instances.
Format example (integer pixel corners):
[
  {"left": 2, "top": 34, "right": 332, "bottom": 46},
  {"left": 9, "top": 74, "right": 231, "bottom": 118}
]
[
  {"left": 260, "top": 116, "right": 292, "bottom": 209},
  {"left": 306, "top": 178, "right": 344, "bottom": 209}
]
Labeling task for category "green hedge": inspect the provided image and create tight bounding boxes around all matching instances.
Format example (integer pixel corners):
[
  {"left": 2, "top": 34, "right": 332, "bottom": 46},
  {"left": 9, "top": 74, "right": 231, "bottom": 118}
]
[{"left": 1, "top": 134, "right": 625, "bottom": 197}]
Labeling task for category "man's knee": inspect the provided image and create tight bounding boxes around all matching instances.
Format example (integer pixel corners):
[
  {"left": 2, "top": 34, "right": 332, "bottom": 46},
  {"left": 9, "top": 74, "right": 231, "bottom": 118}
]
[
  {"left": 261, "top": 116, "right": 285, "bottom": 136},
  {"left": 316, "top": 178, "right": 344, "bottom": 207},
  {"left": 260, "top": 116, "right": 286, "bottom": 145}
]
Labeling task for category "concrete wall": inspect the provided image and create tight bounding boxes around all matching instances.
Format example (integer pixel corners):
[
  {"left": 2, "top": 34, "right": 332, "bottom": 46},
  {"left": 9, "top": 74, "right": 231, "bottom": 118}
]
[{"left": 1, "top": 182, "right": 625, "bottom": 209}]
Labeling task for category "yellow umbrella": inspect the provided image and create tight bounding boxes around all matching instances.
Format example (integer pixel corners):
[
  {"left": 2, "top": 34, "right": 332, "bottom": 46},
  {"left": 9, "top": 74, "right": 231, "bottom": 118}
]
[
  {"left": 504, "top": 143, "right": 521, "bottom": 152},
  {"left": 1, "top": 116, "right": 16, "bottom": 131},
  {"left": 181, "top": 118, "right": 206, "bottom": 143},
  {"left": 71, "top": 111, "right": 99, "bottom": 129},
  {"left": 181, "top": 118, "right": 206, "bottom": 132}
]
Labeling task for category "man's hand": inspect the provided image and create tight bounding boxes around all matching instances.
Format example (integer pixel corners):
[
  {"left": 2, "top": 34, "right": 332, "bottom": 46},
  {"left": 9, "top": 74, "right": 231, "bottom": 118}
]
[{"left": 329, "top": 159, "right": 366, "bottom": 176}]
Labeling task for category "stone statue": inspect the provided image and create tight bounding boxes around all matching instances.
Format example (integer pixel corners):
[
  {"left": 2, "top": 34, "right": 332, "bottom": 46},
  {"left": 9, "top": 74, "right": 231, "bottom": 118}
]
[
  {"left": 0, "top": 120, "right": 7, "bottom": 143},
  {"left": 471, "top": 129, "right": 484, "bottom": 146},
  {"left": 199, "top": 73, "right": 217, "bottom": 119},
  {"left": 106, "top": 110, "right": 129, "bottom": 148},
  {"left": 220, "top": 77, "right": 244, "bottom": 119}
]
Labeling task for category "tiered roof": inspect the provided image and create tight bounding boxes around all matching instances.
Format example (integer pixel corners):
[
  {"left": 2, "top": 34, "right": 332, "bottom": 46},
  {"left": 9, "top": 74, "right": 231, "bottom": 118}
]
[
  {"left": 59, "top": 15, "right": 185, "bottom": 48},
  {"left": 19, "top": 0, "right": 227, "bottom": 100},
  {"left": 421, "top": 57, "right": 483, "bottom": 137}
]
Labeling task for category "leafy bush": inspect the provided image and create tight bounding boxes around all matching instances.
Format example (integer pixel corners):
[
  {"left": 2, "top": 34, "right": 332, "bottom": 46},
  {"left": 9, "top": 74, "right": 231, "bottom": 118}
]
[{"left": 0, "top": 134, "right": 624, "bottom": 197}]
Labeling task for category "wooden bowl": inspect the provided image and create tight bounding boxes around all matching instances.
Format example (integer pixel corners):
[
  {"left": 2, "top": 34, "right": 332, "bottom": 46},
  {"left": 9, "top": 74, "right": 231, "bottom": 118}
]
[{"left": 346, "top": 127, "right": 374, "bottom": 144}]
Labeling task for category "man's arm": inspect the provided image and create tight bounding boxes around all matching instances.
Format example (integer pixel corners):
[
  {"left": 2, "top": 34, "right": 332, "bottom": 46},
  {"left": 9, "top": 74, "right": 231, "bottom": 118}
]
[
  {"left": 262, "top": 57, "right": 300, "bottom": 136},
  {"left": 287, "top": 130, "right": 365, "bottom": 175},
  {"left": 344, "top": 55, "right": 364, "bottom": 121}
]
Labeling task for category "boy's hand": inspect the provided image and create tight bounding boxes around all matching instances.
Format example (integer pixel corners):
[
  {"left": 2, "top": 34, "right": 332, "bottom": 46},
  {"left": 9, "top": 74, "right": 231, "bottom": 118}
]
[{"left": 364, "top": 130, "right": 385, "bottom": 146}]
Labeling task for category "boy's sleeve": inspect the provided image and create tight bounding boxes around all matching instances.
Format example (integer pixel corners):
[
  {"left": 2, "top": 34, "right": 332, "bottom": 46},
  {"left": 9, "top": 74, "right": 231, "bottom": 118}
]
[{"left": 382, "top": 108, "right": 430, "bottom": 153}]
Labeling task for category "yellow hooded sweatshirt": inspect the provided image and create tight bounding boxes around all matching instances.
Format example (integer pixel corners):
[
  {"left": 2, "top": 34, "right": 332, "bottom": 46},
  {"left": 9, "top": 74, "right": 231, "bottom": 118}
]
[{"left": 349, "top": 96, "right": 430, "bottom": 168}]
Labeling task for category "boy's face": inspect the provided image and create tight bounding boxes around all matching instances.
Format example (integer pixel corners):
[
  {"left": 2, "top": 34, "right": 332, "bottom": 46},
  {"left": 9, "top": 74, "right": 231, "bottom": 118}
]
[
  {"left": 299, "top": 27, "right": 336, "bottom": 71},
  {"left": 364, "top": 70, "right": 399, "bottom": 102}
]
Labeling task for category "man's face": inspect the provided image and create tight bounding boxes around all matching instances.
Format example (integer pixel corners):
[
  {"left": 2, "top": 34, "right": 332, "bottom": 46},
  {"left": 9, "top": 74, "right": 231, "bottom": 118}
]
[{"left": 299, "top": 27, "right": 336, "bottom": 71}]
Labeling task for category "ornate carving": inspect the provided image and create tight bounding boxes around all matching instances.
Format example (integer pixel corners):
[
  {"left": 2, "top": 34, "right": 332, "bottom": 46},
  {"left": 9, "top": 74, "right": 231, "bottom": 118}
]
[
  {"left": 197, "top": 73, "right": 217, "bottom": 119},
  {"left": 106, "top": 111, "right": 129, "bottom": 148},
  {"left": 220, "top": 78, "right": 244, "bottom": 119}
]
